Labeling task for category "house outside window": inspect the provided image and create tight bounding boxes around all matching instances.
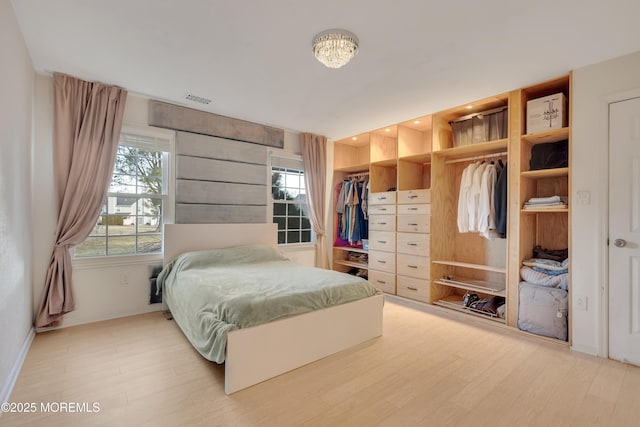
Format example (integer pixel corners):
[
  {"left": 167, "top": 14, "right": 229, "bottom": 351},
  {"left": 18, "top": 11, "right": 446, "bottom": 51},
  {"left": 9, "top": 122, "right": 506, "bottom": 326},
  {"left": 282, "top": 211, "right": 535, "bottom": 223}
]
[
  {"left": 271, "top": 155, "right": 313, "bottom": 245},
  {"left": 74, "top": 129, "right": 172, "bottom": 257}
]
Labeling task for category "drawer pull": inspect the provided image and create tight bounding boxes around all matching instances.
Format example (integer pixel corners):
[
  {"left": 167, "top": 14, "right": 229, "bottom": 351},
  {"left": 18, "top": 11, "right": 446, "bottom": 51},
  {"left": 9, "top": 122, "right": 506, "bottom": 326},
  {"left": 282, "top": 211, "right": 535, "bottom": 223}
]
[
  {"left": 378, "top": 222, "right": 387, "bottom": 225},
  {"left": 408, "top": 223, "right": 418, "bottom": 226},
  {"left": 378, "top": 240, "right": 387, "bottom": 244},
  {"left": 407, "top": 243, "right": 418, "bottom": 246},
  {"left": 408, "top": 195, "right": 418, "bottom": 199},
  {"left": 407, "top": 286, "right": 418, "bottom": 291},
  {"left": 408, "top": 207, "right": 419, "bottom": 211},
  {"left": 408, "top": 265, "right": 418, "bottom": 268},
  {"left": 377, "top": 260, "right": 387, "bottom": 264},
  {"left": 376, "top": 280, "right": 387, "bottom": 284},
  {"left": 378, "top": 196, "right": 387, "bottom": 200},
  {"left": 379, "top": 208, "right": 387, "bottom": 211}
]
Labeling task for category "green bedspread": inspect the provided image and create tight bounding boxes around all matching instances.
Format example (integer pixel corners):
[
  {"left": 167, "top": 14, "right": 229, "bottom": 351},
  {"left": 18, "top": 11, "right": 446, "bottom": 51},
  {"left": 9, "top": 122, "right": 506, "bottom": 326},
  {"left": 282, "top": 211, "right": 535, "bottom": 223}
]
[{"left": 157, "top": 245, "right": 378, "bottom": 363}]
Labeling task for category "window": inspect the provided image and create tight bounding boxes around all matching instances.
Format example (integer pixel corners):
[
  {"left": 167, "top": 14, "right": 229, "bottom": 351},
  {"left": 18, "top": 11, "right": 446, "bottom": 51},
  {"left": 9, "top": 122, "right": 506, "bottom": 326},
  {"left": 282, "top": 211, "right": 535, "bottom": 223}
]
[
  {"left": 271, "top": 156, "right": 312, "bottom": 245},
  {"left": 74, "top": 129, "right": 171, "bottom": 257}
]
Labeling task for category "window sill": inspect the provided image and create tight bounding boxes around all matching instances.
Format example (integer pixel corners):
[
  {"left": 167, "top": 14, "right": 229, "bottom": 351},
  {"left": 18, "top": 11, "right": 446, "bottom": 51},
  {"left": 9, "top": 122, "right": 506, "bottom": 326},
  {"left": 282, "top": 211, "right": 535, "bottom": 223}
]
[
  {"left": 278, "top": 242, "right": 316, "bottom": 251},
  {"left": 73, "top": 253, "right": 163, "bottom": 270}
]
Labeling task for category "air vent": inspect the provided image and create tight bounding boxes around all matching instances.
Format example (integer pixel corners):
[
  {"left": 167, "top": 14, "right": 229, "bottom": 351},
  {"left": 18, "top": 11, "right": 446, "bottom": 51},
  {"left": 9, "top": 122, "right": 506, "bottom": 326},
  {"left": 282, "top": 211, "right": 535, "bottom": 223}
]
[{"left": 185, "top": 93, "right": 211, "bottom": 104}]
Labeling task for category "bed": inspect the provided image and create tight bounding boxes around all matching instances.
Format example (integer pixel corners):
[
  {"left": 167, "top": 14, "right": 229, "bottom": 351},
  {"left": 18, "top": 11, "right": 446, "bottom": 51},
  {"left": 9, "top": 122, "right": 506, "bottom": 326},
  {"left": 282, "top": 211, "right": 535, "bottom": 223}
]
[{"left": 160, "top": 223, "right": 384, "bottom": 394}]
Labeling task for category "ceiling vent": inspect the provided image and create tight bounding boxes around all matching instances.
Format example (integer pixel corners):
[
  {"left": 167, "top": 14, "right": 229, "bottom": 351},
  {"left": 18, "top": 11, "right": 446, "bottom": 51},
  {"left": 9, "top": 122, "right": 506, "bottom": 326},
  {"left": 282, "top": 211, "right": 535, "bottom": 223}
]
[{"left": 185, "top": 93, "right": 211, "bottom": 105}]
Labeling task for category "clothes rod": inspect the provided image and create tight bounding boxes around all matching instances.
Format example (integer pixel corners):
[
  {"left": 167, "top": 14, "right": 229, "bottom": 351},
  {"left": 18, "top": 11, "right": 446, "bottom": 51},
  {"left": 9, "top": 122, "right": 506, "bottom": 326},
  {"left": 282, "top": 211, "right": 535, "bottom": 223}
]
[
  {"left": 445, "top": 151, "right": 508, "bottom": 164},
  {"left": 343, "top": 171, "right": 370, "bottom": 178}
]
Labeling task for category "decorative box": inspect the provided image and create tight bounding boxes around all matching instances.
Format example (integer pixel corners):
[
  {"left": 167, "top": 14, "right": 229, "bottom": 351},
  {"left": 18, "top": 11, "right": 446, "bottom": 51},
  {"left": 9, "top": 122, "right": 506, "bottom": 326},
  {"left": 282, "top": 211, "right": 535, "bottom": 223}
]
[{"left": 526, "top": 92, "right": 568, "bottom": 134}]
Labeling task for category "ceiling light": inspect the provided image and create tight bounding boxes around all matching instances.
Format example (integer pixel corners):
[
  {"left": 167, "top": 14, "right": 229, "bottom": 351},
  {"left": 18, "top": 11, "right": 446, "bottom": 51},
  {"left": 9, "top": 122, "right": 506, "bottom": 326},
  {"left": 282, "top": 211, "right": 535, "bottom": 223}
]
[
  {"left": 385, "top": 128, "right": 391, "bottom": 132},
  {"left": 352, "top": 137, "right": 357, "bottom": 140},
  {"left": 466, "top": 105, "right": 473, "bottom": 109},
  {"left": 312, "top": 29, "right": 359, "bottom": 69},
  {"left": 414, "top": 120, "right": 421, "bottom": 124}
]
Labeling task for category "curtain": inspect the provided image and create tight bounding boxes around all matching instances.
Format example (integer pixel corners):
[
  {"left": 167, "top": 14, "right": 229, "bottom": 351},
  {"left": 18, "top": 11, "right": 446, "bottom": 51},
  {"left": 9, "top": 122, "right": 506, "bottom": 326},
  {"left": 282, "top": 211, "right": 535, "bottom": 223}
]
[
  {"left": 300, "top": 133, "right": 328, "bottom": 269},
  {"left": 35, "top": 73, "right": 127, "bottom": 328}
]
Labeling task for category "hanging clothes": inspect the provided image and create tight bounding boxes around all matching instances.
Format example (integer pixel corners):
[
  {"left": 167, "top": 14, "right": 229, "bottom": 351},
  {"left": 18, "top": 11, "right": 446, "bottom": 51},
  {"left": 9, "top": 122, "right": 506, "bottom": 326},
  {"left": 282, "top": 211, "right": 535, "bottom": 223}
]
[
  {"left": 494, "top": 161, "right": 508, "bottom": 238},
  {"left": 335, "top": 176, "right": 368, "bottom": 246}
]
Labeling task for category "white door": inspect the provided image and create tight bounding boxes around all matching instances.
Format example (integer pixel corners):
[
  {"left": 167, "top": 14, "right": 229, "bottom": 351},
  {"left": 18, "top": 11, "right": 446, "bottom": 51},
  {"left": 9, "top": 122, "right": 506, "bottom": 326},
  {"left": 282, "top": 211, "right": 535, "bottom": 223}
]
[{"left": 609, "top": 97, "right": 640, "bottom": 365}]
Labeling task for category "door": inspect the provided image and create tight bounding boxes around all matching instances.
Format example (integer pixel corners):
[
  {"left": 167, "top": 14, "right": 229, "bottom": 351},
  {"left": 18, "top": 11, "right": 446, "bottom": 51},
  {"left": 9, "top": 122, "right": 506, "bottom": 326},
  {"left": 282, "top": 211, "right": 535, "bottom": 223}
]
[{"left": 609, "top": 97, "right": 640, "bottom": 365}]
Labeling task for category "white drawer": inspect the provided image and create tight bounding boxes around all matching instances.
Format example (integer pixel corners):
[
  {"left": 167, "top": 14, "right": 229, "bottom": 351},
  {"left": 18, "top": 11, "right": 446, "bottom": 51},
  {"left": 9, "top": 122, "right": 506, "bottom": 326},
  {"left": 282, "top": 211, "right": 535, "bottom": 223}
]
[
  {"left": 368, "top": 214, "right": 396, "bottom": 232},
  {"left": 397, "top": 254, "right": 430, "bottom": 279},
  {"left": 368, "top": 231, "right": 396, "bottom": 252},
  {"left": 368, "top": 204, "right": 396, "bottom": 215},
  {"left": 369, "top": 191, "right": 396, "bottom": 205},
  {"left": 368, "top": 270, "right": 396, "bottom": 295},
  {"left": 397, "top": 204, "right": 430, "bottom": 215},
  {"left": 397, "top": 232, "right": 430, "bottom": 256},
  {"left": 398, "top": 189, "right": 430, "bottom": 204},
  {"left": 368, "top": 250, "right": 396, "bottom": 274},
  {"left": 397, "top": 214, "right": 430, "bottom": 233},
  {"left": 396, "top": 276, "right": 429, "bottom": 303}
]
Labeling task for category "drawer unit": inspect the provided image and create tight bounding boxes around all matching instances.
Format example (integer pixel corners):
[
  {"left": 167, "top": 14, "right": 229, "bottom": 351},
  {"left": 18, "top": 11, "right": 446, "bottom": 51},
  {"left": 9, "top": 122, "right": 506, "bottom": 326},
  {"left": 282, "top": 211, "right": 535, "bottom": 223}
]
[
  {"left": 397, "top": 214, "right": 430, "bottom": 234},
  {"left": 368, "top": 250, "right": 396, "bottom": 274},
  {"left": 397, "top": 204, "right": 430, "bottom": 215},
  {"left": 368, "top": 214, "right": 396, "bottom": 232},
  {"left": 396, "top": 276, "right": 429, "bottom": 303},
  {"left": 368, "top": 231, "right": 396, "bottom": 252},
  {"left": 368, "top": 270, "right": 396, "bottom": 294},
  {"left": 369, "top": 191, "right": 396, "bottom": 205},
  {"left": 368, "top": 204, "right": 397, "bottom": 215},
  {"left": 397, "top": 253, "right": 430, "bottom": 279},
  {"left": 398, "top": 189, "right": 430, "bottom": 204},
  {"left": 397, "top": 232, "right": 430, "bottom": 256}
]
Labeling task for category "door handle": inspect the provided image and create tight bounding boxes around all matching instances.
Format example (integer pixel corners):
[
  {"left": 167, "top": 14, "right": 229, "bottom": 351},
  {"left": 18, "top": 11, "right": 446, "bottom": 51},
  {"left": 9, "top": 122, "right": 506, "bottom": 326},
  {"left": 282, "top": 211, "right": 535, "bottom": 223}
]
[{"left": 614, "top": 238, "right": 627, "bottom": 247}]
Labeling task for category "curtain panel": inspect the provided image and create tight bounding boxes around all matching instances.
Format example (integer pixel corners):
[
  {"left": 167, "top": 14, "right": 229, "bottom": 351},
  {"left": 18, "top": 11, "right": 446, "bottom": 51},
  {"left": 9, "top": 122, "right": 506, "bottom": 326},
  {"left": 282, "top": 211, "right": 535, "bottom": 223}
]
[
  {"left": 300, "top": 133, "right": 329, "bottom": 269},
  {"left": 35, "top": 73, "right": 127, "bottom": 328}
]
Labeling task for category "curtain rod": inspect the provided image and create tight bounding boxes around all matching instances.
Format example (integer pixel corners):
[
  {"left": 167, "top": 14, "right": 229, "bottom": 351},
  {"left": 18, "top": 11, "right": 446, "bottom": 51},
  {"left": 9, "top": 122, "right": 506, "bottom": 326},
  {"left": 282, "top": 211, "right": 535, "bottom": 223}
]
[{"left": 445, "top": 151, "right": 508, "bottom": 164}]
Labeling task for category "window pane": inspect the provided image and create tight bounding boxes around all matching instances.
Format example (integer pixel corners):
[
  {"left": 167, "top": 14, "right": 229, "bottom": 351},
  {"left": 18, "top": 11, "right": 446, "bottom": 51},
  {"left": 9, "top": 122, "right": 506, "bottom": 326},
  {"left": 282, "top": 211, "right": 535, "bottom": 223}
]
[
  {"left": 274, "top": 216, "right": 286, "bottom": 230},
  {"left": 273, "top": 202, "right": 286, "bottom": 216},
  {"left": 301, "top": 217, "right": 311, "bottom": 229},
  {"left": 107, "top": 236, "right": 136, "bottom": 255},
  {"left": 287, "top": 217, "right": 300, "bottom": 230},
  {"left": 287, "top": 231, "right": 300, "bottom": 244},
  {"left": 137, "top": 233, "right": 162, "bottom": 254},
  {"left": 287, "top": 204, "right": 301, "bottom": 216},
  {"left": 301, "top": 230, "right": 311, "bottom": 243},
  {"left": 75, "top": 237, "right": 106, "bottom": 257},
  {"left": 277, "top": 231, "right": 286, "bottom": 244}
]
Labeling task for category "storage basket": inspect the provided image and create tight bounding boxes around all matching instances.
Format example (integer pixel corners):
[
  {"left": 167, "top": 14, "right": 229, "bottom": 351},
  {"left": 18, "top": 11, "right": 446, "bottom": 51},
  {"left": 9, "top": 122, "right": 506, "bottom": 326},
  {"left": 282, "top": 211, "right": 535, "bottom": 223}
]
[{"left": 451, "top": 106, "right": 508, "bottom": 147}]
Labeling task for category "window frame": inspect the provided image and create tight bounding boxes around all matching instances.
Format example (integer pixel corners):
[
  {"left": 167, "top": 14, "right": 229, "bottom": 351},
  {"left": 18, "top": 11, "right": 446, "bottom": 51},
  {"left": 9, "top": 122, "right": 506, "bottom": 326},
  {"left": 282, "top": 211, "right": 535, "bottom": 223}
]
[
  {"left": 269, "top": 154, "right": 314, "bottom": 247},
  {"left": 72, "top": 124, "right": 175, "bottom": 267}
]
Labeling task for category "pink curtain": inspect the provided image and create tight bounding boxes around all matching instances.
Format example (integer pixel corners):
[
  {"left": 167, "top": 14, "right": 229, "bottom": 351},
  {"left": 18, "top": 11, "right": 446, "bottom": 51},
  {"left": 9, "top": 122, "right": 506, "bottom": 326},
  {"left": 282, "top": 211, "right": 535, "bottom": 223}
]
[
  {"left": 300, "top": 133, "right": 329, "bottom": 269},
  {"left": 35, "top": 73, "right": 127, "bottom": 328}
]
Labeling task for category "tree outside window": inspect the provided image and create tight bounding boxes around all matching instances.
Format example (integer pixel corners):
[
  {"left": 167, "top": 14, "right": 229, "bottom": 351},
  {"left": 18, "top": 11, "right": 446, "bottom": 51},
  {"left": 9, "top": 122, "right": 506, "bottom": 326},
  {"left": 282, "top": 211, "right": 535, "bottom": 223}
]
[{"left": 272, "top": 166, "right": 312, "bottom": 244}]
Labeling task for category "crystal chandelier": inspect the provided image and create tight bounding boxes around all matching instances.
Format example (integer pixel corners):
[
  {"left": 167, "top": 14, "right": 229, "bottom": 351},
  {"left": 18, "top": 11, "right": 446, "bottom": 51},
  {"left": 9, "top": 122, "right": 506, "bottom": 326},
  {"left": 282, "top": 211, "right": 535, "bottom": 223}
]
[{"left": 312, "top": 29, "right": 359, "bottom": 69}]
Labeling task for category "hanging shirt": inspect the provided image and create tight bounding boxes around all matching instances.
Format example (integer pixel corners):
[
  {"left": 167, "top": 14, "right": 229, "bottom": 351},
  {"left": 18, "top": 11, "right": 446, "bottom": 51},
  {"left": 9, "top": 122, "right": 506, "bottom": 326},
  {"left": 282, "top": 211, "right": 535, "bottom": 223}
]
[
  {"left": 468, "top": 162, "right": 487, "bottom": 232},
  {"left": 457, "top": 162, "right": 479, "bottom": 233},
  {"left": 478, "top": 163, "right": 498, "bottom": 239}
]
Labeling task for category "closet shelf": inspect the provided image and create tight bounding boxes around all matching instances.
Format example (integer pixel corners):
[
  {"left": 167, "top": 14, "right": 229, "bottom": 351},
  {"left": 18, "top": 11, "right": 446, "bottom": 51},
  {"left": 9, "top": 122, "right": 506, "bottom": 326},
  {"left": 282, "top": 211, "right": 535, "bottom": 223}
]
[
  {"left": 334, "top": 260, "right": 368, "bottom": 269},
  {"left": 434, "top": 277, "right": 506, "bottom": 297},
  {"left": 434, "top": 296, "right": 506, "bottom": 324},
  {"left": 433, "top": 138, "right": 508, "bottom": 160},
  {"left": 398, "top": 153, "right": 431, "bottom": 163},
  {"left": 335, "top": 164, "right": 370, "bottom": 173},
  {"left": 371, "top": 159, "right": 397, "bottom": 167},
  {"left": 521, "top": 207, "right": 569, "bottom": 214},
  {"left": 432, "top": 260, "right": 506, "bottom": 274},
  {"left": 520, "top": 167, "right": 569, "bottom": 179},
  {"left": 333, "top": 246, "right": 368, "bottom": 254},
  {"left": 521, "top": 127, "right": 570, "bottom": 145}
]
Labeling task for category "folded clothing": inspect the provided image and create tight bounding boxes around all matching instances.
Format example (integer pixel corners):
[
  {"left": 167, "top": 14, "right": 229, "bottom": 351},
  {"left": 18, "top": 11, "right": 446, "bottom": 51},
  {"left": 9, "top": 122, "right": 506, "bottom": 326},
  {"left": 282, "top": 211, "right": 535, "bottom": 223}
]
[
  {"left": 522, "top": 258, "right": 569, "bottom": 271},
  {"left": 520, "top": 266, "right": 569, "bottom": 290},
  {"left": 533, "top": 246, "right": 568, "bottom": 262}
]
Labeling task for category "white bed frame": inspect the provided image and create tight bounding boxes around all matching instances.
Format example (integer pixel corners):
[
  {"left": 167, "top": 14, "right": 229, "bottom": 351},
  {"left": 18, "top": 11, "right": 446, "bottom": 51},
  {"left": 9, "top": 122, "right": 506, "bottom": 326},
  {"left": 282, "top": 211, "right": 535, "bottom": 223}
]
[{"left": 163, "top": 223, "right": 383, "bottom": 394}]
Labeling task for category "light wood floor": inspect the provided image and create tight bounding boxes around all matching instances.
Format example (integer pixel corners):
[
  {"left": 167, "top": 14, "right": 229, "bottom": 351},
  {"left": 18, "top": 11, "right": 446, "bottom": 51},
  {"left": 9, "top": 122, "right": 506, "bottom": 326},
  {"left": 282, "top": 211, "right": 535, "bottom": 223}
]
[{"left": 3, "top": 297, "right": 638, "bottom": 427}]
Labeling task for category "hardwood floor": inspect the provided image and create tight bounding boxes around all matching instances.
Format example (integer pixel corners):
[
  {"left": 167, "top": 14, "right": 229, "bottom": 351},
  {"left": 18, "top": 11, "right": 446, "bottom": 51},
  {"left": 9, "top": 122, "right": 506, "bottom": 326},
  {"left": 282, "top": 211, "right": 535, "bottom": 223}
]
[{"left": 3, "top": 297, "right": 638, "bottom": 426}]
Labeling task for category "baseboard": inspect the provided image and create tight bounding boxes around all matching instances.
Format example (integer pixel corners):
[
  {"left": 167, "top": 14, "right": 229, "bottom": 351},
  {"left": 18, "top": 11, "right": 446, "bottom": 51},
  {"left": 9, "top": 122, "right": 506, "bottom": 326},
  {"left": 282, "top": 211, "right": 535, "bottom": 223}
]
[
  {"left": 36, "top": 306, "right": 163, "bottom": 332},
  {"left": 0, "top": 327, "right": 35, "bottom": 404},
  {"left": 570, "top": 343, "right": 599, "bottom": 356}
]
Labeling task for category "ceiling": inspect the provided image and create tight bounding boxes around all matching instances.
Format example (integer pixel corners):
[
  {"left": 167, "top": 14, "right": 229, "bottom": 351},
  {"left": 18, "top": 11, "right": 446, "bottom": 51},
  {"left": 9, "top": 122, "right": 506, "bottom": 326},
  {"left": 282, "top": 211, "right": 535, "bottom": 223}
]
[{"left": 11, "top": 0, "right": 640, "bottom": 141}]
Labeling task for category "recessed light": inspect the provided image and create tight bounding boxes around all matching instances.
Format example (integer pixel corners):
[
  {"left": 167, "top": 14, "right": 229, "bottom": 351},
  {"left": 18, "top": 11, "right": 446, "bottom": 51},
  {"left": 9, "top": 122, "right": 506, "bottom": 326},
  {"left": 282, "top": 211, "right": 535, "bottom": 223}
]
[
  {"left": 414, "top": 120, "right": 420, "bottom": 124},
  {"left": 385, "top": 128, "right": 391, "bottom": 132},
  {"left": 466, "top": 105, "right": 473, "bottom": 109},
  {"left": 352, "top": 137, "right": 357, "bottom": 140}
]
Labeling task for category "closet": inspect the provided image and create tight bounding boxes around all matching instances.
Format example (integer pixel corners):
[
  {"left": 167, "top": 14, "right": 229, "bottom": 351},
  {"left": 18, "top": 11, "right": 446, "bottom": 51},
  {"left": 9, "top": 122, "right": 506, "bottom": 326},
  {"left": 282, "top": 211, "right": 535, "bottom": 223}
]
[{"left": 330, "top": 74, "right": 571, "bottom": 344}]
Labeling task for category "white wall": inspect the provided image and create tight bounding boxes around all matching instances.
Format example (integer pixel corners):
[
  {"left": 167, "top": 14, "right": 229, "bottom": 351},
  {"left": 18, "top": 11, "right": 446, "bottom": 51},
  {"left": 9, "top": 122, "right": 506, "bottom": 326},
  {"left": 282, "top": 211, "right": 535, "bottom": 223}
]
[
  {"left": 572, "top": 51, "right": 640, "bottom": 355},
  {"left": 0, "top": 0, "right": 34, "bottom": 401}
]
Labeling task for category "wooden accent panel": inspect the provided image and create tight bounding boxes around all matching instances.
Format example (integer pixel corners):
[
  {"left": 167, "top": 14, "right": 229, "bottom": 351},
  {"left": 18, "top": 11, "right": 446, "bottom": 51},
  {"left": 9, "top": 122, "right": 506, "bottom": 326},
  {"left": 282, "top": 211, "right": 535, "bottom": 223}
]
[
  {"left": 536, "top": 212, "right": 569, "bottom": 250},
  {"left": 370, "top": 164, "right": 397, "bottom": 193},
  {"left": 334, "top": 142, "right": 369, "bottom": 170},
  {"left": 176, "top": 181, "right": 266, "bottom": 205},
  {"left": 398, "top": 160, "right": 431, "bottom": 191},
  {"left": 149, "top": 100, "right": 284, "bottom": 148},
  {"left": 177, "top": 155, "right": 266, "bottom": 185},
  {"left": 175, "top": 204, "right": 266, "bottom": 224},
  {"left": 432, "top": 114, "right": 453, "bottom": 151},
  {"left": 176, "top": 131, "right": 267, "bottom": 165},
  {"left": 370, "top": 133, "right": 397, "bottom": 163},
  {"left": 398, "top": 122, "right": 432, "bottom": 158}
]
